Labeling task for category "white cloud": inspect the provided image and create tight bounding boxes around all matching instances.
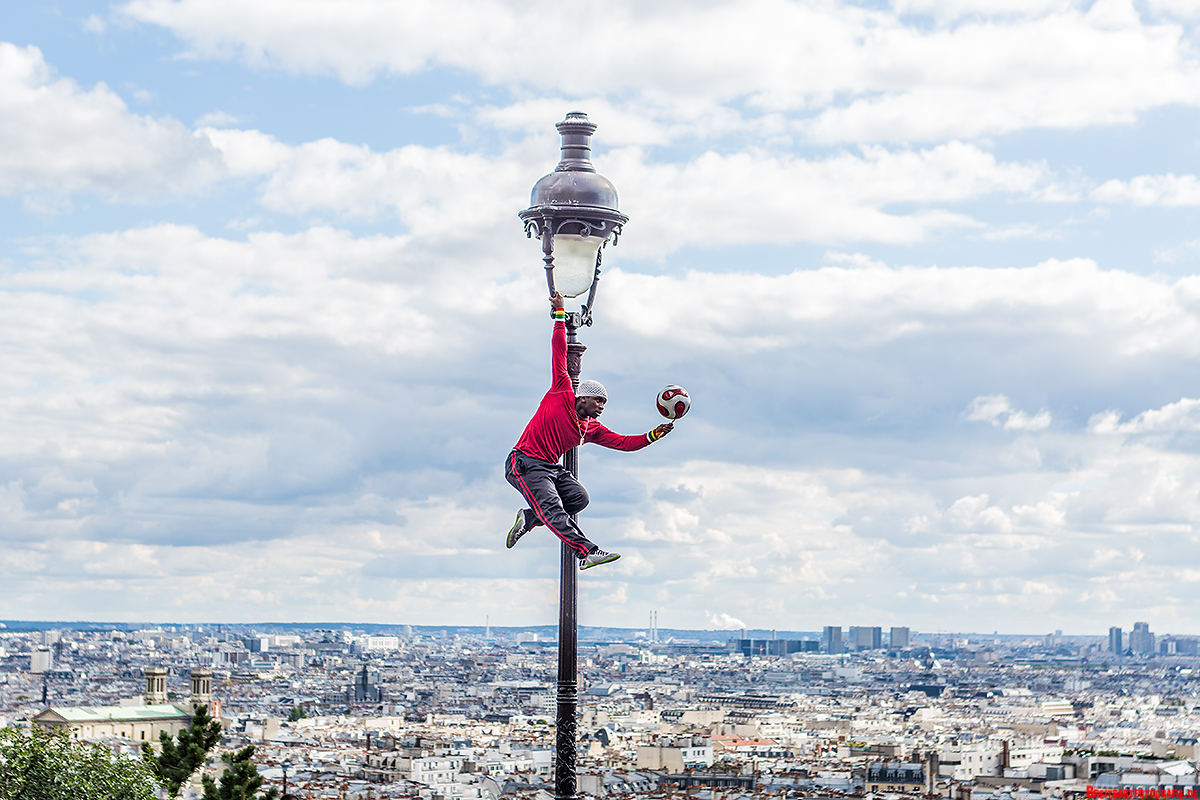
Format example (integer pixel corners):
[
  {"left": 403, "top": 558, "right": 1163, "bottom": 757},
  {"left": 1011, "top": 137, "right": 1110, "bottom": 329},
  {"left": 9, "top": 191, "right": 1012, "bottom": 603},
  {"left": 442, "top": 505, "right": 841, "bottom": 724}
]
[
  {"left": 0, "top": 40, "right": 1077, "bottom": 252},
  {"left": 708, "top": 612, "right": 747, "bottom": 630},
  {"left": 1147, "top": 0, "right": 1200, "bottom": 19},
  {"left": 1089, "top": 397, "right": 1200, "bottom": 434},
  {"left": 0, "top": 43, "right": 224, "bottom": 197},
  {"left": 10, "top": 0, "right": 1200, "bottom": 632},
  {"left": 1092, "top": 173, "right": 1200, "bottom": 206},
  {"left": 198, "top": 127, "right": 290, "bottom": 175},
  {"left": 610, "top": 142, "right": 1061, "bottom": 253},
  {"left": 1154, "top": 238, "right": 1200, "bottom": 264},
  {"left": 606, "top": 257, "right": 1200, "bottom": 358},
  {"left": 892, "top": 0, "right": 1077, "bottom": 19},
  {"left": 946, "top": 494, "right": 1014, "bottom": 532},
  {"left": 5, "top": 225, "right": 1200, "bottom": 626},
  {"left": 966, "top": 395, "right": 1052, "bottom": 430},
  {"left": 804, "top": 8, "right": 1198, "bottom": 142},
  {"left": 253, "top": 138, "right": 530, "bottom": 236},
  {"left": 119, "top": 0, "right": 1200, "bottom": 143},
  {"left": 194, "top": 109, "right": 240, "bottom": 127},
  {"left": 210, "top": 131, "right": 1060, "bottom": 250}
]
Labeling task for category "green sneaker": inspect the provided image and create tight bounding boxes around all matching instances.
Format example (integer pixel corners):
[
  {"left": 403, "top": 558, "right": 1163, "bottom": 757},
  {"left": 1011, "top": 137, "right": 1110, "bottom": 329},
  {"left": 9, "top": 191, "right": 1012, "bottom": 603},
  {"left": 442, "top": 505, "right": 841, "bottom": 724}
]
[
  {"left": 506, "top": 510, "right": 531, "bottom": 549},
  {"left": 579, "top": 549, "right": 621, "bottom": 570}
]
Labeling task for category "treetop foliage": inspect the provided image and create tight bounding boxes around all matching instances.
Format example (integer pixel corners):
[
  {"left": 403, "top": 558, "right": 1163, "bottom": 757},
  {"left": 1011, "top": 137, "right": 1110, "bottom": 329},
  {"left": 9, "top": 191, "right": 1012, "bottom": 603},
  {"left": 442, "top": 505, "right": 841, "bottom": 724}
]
[
  {"left": 0, "top": 725, "right": 157, "bottom": 800},
  {"left": 141, "top": 703, "right": 224, "bottom": 799},
  {"left": 202, "top": 744, "right": 278, "bottom": 800}
]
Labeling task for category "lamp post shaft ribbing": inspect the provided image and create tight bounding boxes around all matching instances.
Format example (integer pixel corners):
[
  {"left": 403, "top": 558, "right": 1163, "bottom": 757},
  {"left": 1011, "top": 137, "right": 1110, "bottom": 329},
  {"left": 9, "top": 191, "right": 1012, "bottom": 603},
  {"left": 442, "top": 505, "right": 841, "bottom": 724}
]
[{"left": 555, "top": 323, "right": 586, "bottom": 800}]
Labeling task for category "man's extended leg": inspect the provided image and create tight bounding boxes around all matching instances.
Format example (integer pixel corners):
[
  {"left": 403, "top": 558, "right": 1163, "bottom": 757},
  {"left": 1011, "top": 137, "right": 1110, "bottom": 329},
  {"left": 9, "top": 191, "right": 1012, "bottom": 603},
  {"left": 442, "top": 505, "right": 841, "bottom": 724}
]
[
  {"left": 505, "top": 451, "right": 596, "bottom": 556},
  {"left": 548, "top": 462, "right": 620, "bottom": 569}
]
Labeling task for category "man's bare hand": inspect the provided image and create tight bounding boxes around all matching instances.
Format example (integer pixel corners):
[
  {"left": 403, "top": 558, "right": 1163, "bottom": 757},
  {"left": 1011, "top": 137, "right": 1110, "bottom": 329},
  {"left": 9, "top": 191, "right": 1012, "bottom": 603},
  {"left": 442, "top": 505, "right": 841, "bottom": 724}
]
[
  {"left": 651, "top": 422, "right": 674, "bottom": 439},
  {"left": 551, "top": 292, "right": 565, "bottom": 311}
]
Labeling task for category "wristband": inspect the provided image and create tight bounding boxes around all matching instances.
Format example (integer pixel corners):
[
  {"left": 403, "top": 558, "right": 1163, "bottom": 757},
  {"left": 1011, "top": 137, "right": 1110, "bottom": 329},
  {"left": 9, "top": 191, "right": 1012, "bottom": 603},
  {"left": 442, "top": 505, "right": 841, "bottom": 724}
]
[
  {"left": 552, "top": 309, "right": 567, "bottom": 320},
  {"left": 647, "top": 429, "right": 660, "bottom": 443}
]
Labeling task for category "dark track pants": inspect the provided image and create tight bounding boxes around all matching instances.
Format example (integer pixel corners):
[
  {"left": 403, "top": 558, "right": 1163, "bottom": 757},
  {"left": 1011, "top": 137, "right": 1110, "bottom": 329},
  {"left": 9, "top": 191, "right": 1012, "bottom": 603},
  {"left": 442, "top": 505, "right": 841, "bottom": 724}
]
[{"left": 505, "top": 449, "right": 596, "bottom": 556}]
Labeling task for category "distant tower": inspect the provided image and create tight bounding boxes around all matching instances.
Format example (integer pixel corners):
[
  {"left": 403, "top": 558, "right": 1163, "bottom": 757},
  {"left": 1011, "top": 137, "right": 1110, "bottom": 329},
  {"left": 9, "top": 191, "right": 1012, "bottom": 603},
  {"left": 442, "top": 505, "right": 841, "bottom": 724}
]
[
  {"left": 891, "top": 627, "right": 911, "bottom": 649},
  {"left": 190, "top": 667, "right": 213, "bottom": 713},
  {"left": 848, "top": 626, "right": 881, "bottom": 651},
  {"left": 485, "top": 616, "right": 491, "bottom": 640},
  {"left": 145, "top": 666, "right": 169, "bottom": 705},
  {"left": 1130, "top": 622, "right": 1155, "bottom": 655},
  {"left": 30, "top": 647, "right": 53, "bottom": 674},
  {"left": 1108, "top": 627, "right": 1123, "bottom": 654}
]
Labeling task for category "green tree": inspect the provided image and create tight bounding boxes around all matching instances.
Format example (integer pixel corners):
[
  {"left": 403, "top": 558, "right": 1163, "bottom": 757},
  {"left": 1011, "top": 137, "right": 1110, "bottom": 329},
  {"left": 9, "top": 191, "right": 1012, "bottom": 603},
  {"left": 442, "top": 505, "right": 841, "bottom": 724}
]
[
  {"left": 141, "top": 704, "right": 223, "bottom": 799},
  {"left": 202, "top": 745, "right": 279, "bottom": 800},
  {"left": 288, "top": 706, "right": 306, "bottom": 722},
  {"left": 0, "top": 725, "right": 157, "bottom": 800}
]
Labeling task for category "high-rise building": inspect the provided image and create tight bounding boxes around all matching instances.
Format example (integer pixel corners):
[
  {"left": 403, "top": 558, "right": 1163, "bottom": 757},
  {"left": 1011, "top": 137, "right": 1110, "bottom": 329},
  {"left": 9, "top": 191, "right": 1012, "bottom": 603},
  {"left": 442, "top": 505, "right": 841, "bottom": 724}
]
[
  {"left": 1130, "top": 622, "right": 1155, "bottom": 655},
  {"left": 890, "top": 627, "right": 911, "bottom": 649},
  {"left": 30, "top": 647, "right": 52, "bottom": 674},
  {"left": 850, "top": 626, "right": 882, "bottom": 650},
  {"left": 1108, "top": 626, "right": 1123, "bottom": 654},
  {"left": 734, "top": 638, "right": 819, "bottom": 656},
  {"left": 822, "top": 626, "right": 844, "bottom": 654}
]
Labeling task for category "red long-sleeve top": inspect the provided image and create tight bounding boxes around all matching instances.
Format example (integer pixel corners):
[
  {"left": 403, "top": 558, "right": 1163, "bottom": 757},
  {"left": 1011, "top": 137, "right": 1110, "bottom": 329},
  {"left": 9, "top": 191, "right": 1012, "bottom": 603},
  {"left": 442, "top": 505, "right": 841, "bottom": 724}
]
[{"left": 514, "top": 320, "right": 650, "bottom": 463}]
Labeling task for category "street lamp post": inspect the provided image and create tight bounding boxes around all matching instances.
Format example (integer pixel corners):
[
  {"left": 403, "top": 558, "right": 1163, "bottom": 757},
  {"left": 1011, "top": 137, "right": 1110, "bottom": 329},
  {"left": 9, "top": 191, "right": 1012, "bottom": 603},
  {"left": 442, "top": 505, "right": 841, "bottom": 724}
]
[{"left": 520, "top": 112, "right": 628, "bottom": 800}]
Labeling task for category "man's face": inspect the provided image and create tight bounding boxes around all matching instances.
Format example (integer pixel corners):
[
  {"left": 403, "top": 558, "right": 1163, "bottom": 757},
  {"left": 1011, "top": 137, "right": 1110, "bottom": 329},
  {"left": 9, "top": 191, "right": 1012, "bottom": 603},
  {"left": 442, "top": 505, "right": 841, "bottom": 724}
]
[{"left": 576, "top": 395, "right": 606, "bottom": 419}]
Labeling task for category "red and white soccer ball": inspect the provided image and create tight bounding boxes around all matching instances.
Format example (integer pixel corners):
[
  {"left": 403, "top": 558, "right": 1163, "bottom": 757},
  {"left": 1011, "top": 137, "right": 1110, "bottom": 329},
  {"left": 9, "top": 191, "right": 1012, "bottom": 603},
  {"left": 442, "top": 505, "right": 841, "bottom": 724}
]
[{"left": 656, "top": 385, "right": 691, "bottom": 420}]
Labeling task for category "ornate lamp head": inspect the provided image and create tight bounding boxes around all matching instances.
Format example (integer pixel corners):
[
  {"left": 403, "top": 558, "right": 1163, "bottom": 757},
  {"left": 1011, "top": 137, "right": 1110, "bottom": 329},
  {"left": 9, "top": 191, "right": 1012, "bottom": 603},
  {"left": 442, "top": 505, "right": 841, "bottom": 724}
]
[{"left": 519, "top": 112, "right": 629, "bottom": 324}]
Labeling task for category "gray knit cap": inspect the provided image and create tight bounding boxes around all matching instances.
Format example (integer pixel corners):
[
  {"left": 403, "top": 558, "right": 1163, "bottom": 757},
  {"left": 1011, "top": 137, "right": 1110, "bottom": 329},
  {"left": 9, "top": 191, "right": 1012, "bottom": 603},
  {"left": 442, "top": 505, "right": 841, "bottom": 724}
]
[{"left": 577, "top": 380, "right": 607, "bottom": 400}]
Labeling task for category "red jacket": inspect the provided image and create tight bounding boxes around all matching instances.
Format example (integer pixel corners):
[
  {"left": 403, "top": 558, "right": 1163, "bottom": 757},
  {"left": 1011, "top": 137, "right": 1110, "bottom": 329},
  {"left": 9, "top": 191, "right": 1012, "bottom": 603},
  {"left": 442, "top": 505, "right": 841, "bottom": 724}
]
[{"left": 514, "top": 320, "right": 650, "bottom": 464}]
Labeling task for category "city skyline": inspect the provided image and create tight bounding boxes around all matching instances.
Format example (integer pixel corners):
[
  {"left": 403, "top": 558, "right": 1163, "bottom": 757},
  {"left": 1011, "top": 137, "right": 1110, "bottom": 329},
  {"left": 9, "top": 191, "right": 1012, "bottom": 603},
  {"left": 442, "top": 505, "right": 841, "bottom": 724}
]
[
  {"left": 0, "top": 618, "right": 1189, "bottom": 644},
  {"left": 8, "top": 618, "right": 1198, "bottom": 798},
  {"left": 4, "top": 2, "right": 1200, "bottom": 630}
]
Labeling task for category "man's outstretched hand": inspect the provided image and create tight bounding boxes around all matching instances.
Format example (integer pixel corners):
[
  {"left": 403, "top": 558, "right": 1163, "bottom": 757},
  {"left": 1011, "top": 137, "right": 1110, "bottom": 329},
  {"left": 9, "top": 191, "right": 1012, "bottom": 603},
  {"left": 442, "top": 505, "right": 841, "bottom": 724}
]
[
  {"left": 551, "top": 292, "right": 565, "bottom": 311},
  {"left": 650, "top": 422, "right": 674, "bottom": 440}
]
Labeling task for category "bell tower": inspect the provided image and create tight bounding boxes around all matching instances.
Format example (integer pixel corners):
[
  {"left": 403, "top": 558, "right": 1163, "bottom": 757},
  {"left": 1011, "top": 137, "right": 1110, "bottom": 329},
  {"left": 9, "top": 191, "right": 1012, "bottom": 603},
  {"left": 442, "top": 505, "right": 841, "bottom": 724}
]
[
  {"left": 190, "top": 667, "right": 213, "bottom": 713},
  {"left": 145, "top": 666, "right": 168, "bottom": 705}
]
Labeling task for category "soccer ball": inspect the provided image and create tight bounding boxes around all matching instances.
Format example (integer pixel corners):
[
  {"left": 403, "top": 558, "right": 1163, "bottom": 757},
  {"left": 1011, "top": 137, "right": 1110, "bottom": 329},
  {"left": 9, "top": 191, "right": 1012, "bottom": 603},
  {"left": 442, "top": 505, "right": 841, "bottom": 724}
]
[{"left": 656, "top": 385, "right": 690, "bottom": 419}]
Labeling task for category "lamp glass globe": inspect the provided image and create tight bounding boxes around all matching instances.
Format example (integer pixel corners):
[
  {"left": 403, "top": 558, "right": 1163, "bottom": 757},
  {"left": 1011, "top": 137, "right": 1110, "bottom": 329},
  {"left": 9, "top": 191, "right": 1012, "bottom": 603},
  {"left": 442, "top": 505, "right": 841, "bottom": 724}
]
[{"left": 551, "top": 234, "right": 603, "bottom": 298}]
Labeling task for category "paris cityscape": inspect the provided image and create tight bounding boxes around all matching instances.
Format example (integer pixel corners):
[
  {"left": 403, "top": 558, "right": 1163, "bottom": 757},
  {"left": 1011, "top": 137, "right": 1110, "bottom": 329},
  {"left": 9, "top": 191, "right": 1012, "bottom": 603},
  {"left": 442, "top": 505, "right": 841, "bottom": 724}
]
[
  {"left": 5, "top": 619, "right": 1200, "bottom": 799},
  {"left": 9, "top": 1, "right": 1200, "bottom": 799}
]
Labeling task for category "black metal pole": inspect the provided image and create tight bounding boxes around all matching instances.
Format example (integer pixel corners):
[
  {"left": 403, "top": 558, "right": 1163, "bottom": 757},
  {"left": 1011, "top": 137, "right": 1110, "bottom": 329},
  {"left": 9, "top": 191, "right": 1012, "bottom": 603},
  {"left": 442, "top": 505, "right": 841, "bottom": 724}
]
[{"left": 555, "top": 319, "right": 586, "bottom": 800}]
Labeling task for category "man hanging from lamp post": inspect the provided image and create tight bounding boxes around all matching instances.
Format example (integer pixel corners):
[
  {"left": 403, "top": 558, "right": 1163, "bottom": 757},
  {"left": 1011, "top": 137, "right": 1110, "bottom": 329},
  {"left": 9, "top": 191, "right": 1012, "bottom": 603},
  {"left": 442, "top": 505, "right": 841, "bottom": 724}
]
[{"left": 504, "top": 292, "right": 675, "bottom": 569}]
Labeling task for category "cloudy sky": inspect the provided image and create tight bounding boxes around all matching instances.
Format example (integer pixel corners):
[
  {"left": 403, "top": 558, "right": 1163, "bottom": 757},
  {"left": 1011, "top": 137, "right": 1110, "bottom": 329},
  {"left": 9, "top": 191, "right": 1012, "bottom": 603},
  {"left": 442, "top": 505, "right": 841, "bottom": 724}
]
[{"left": 5, "top": 0, "right": 1200, "bottom": 635}]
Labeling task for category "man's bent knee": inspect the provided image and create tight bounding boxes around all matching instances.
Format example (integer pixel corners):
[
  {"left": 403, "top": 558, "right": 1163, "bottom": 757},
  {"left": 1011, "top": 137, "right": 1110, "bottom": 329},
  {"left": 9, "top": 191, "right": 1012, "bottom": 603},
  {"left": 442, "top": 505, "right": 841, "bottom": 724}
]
[{"left": 562, "top": 486, "right": 590, "bottom": 514}]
